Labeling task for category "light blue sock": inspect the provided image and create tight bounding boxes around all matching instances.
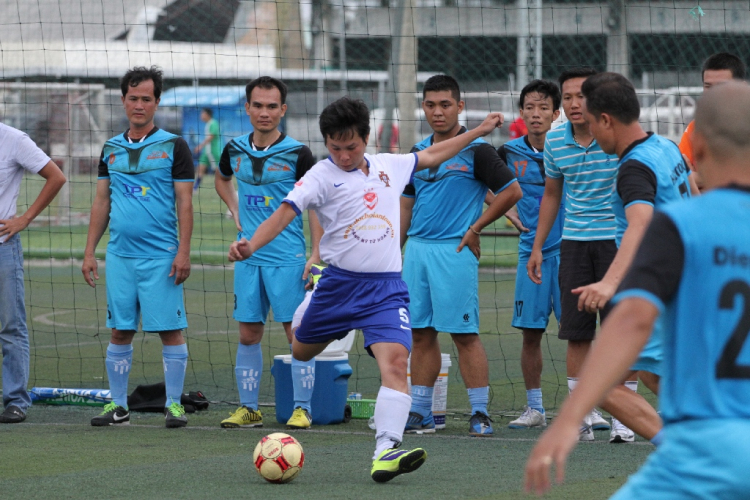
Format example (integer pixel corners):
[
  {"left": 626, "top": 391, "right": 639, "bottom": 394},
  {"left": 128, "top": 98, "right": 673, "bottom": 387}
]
[
  {"left": 650, "top": 430, "right": 664, "bottom": 447},
  {"left": 163, "top": 344, "right": 188, "bottom": 407},
  {"left": 235, "top": 343, "right": 262, "bottom": 410},
  {"left": 291, "top": 356, "right": 315, "bottom": 413},
  {"left": 411, "top": 385, "right": 434, "bottom": 416},
  {"left": 106, "top": 343, "right": 133, "bottom": 409},
  {"left": 467, "top": 386, "right": 489, "bottom": 416},
  {"left": 526, "top": 388, "right": 544, "bottom": 414}
]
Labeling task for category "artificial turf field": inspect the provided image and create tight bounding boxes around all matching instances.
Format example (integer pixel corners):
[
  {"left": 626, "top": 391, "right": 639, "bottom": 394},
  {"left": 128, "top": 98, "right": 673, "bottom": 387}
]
[
  {"left": 1, "top": 405, "right": 653, "bottom": 500},
  {"left": 2, "top": 176, "right": 656, "bottom": 498}
]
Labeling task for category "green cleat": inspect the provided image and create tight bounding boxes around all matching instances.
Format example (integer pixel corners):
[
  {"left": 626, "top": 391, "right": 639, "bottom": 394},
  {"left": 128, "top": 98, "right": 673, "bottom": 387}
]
[{"left": 371, "top": 447, "right": 427, "bottom": 483}]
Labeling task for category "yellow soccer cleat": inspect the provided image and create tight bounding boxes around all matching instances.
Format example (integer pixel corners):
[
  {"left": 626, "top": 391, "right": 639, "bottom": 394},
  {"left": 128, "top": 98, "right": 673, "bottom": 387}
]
[
  {"left": 220, "top": 406, "right": 263, "bottom": 428},
  {"left": 286, "top": 407, "right": 312, "bottom": 429},
  {"left": 370, "top": 447, "right": 427, "bottom": 483}
]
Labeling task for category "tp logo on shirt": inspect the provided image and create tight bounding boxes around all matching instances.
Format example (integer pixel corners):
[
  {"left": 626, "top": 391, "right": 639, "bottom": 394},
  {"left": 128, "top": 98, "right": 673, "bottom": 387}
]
[
  {"left": 245, "top": 194, "right": 274, "bottom": 211},
  {"left": 123, "top": 183, "right": 152, "bottom": 200}
]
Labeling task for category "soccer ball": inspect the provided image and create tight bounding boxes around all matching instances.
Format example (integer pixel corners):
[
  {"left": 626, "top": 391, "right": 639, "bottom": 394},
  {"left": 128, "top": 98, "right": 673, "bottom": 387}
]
[{"left": 253, "top": 432, "right": 305, "bottom": 483}]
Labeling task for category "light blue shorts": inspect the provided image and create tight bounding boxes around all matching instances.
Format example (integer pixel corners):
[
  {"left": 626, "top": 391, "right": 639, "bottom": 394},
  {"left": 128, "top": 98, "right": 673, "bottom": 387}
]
[
  {"left": 402, "top": 238, "right": 478, "bottom": 334},
  {"left": 611, "top": 419, "right": 750, "bottom": 500},
  {"left": 105, "top": 253, "right": 187, "bottom": 332},
  {"left": 631, "top": 318, "right": 663, "bottom": 376},
  {"left": 233, "top": 262, "right": 306, "bottom": 324},
  {"left": 512, "top": 254, "right": 561, "bottom": 330}
]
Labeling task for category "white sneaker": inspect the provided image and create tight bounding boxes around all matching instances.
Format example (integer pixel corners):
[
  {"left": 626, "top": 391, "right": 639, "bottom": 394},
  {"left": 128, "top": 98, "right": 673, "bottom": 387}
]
[
  {"left": 609, "top": 417, "right": 635, "bottom": 443},
  {"left": 508, "top": 406, "right": 547, "bottom": 429},
  {"left": 579, "top": 415, "right": 594, "bottom": 442},
  {"left": 590, "top": 408, "right": 611, "bottom": 430}
]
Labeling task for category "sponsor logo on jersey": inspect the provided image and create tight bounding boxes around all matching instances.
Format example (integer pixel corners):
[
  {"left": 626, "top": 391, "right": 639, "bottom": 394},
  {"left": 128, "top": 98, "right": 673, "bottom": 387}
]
[
  {"left": 146, "top": 151, "right": 169, "bottom": 160},
  {"left": 245, "top": 194, "right": 274, "bottom": 211},
  {"left": 267, "top": 163, "right": 291, "bottom": 172},
  {"left": 108, "top": 153, "right": 116, "bottom": 165},
  {"left": 123, "top": 183, "right": 152, "bottom": 200},
  {"left": 344, "top": 213, "right": 394, "bottom": 244},
  {"left": 446, "top": 163, "right": 469, "bottom": 172},
  {"left": 364, "top": 189, "right": 378, "bottom": 210},
  {"left": 379, "top": 171, "right": 391, "bottom": 187}
]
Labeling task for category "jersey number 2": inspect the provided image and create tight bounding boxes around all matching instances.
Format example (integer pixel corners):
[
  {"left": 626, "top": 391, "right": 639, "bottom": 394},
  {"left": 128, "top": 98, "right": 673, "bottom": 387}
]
[{"left": 716, "top": 280, "right": 750, "bottom": 379}]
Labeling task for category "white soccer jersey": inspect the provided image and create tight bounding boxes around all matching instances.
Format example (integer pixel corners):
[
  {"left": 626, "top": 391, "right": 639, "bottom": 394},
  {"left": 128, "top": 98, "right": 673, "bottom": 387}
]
[{"left": 284, "top": 152, "right": 417, "bottom": 273}]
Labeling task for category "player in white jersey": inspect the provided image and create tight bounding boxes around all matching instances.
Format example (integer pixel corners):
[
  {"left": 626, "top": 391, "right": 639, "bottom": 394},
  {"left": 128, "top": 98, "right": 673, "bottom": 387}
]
[{"left": 229, "top": 97, "right": 504, "bottom": 482}]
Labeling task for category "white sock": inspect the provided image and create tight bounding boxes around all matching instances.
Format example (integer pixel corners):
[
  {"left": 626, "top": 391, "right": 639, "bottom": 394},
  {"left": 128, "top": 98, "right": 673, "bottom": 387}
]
[
  {"left": 373, "top": 386, "right": 411, "bottom": 459},
  {"left": 567, "top": 377, "right": 577, "bottom": 393}
]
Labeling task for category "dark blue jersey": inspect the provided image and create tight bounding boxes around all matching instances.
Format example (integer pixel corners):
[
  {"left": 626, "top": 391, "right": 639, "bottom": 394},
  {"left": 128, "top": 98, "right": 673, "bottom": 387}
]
[
  {"left": 218, "top": 133, "right": 314, "bottom": 266},
  {"left": 615, "top": 186, "right": 750, "bottom": 423},
  {"left": 403, "top": 128, "right": 517, "bottom": 240},
  {"left": 612, "top": 133, "right": 692, "bottom": 247},
  {"left": 499, "top": 136, "right": 565, "bottom": 258},
  {"left": 97, "top": 128, "right": 194, "bottom": 258}
]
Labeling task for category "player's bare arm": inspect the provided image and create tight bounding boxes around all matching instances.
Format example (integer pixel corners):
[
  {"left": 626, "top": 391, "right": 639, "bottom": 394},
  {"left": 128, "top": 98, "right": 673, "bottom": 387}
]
[
  {"left": 527, "top": 176, "right": 563, "bottom": 284},
  {"left": 399, "top": 196, "right": 415, "bottom": 248},
  {"left": 228, "top": 202, "right": 298, "bottom": 262},
  {"left": 170, "top": 181, "right": 193, "bottom": 285},
  {"left": 457, "top": 181, "right": 522, "bottom": 259},
  {"left": 524, "top": 297, "right": 657, "bottom": 495},
  {"left": 214, "top": 173, "right": 241, "bottom": 231},
  {"left": 415, "top": 112, "right": 504, "bottom": 170},
  {"left": 303, "top": 209, "right": 323, "bottom": 283},
  {"left": 82, "top": 179, "right": 112, "bottom": 288},
  {"left": 573, "top": 203, "right": 653, "bottom": 312},
  {"left": 0, "top": 161, "right": 65, "bottom": 239}
]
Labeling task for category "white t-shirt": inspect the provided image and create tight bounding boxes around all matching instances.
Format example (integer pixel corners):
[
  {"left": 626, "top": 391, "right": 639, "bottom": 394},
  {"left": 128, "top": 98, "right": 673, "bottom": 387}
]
[
  {"left": 0, "top": 123, "right": 50, "bottom": 242},
  {"left": 284, "top": 153, "right": 417, "bottom": 273}
]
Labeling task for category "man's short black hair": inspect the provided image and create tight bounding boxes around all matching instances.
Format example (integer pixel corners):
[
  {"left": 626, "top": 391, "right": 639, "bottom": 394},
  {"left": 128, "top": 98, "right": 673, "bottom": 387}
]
[
  {"left": 422, "top": 74, "right": 461, "bottom": 102},
  {"left": 246, "top": 76, "right": 288, "bottom": 104},
  {"left": 520, "top": 80, "right": 561, "bottom": 111},
  {"left": 702, "top": 53, "right": 746, "bottom": 81},
  {"left": 201, "top": 107, "right": 213, "bottom": 117},
  {"left": 581, "top": 72, "right": 640, "bottom": 125},
  {"left": 121, "top": 66, "right": 163, "bottom": 99},
  {"left": 319, "top": 97, "right": 370, "bottom": 143},
  {"left": 558, "top": 67, "right": 598, "bottom": 90}
]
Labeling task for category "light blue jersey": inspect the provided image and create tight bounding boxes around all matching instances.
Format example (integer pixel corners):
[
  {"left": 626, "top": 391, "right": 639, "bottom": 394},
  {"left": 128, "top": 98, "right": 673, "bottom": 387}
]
[
  {"left": 616, "top": 188, "right": 750, "bottom": 423},
  {"left": 544, "top": 122, "right": 618, "bottom": 241},
  {"left": 501, "top": 136, "right": 565, "bottom": 258},
  {"left": 612, "top": 133, "right": 692, "bottom": 247},
  {"left": 99, "top": 129, "right": 194, "bottom": 258},
  {"left": 219, "top": 134, "right": 314, "bottom": 266},
  {"left": 404, "top": 130, "right": 517, "bottom": 240}
]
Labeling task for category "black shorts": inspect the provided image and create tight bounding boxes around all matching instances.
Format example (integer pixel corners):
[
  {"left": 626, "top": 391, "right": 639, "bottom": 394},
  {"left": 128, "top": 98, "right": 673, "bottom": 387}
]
[{"left": 558, "top": 239, "right": 617, "bottom": 341}]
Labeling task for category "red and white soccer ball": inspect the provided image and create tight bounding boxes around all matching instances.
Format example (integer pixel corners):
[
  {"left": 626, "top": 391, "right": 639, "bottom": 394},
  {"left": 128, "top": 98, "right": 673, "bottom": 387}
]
[{"left": 253, "top": 432, "right": 305, "bottom": 483}]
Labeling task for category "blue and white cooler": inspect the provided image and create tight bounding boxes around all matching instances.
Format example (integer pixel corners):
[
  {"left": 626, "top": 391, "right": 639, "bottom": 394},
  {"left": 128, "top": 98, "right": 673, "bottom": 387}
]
[{"left": 272, "top": 331, "right": 356, "bottom": 425}]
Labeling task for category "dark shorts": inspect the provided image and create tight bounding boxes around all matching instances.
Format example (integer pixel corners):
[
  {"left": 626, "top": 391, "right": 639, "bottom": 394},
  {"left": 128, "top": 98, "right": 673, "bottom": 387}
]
[{"left": 558, "top": 239, "right": 617, "bottom": 341}]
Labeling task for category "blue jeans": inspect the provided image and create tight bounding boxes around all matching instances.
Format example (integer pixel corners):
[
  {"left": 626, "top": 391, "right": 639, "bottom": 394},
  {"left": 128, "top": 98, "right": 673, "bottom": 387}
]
[{"left": 0, "top": 233, "right": 31, "bottom": 411}]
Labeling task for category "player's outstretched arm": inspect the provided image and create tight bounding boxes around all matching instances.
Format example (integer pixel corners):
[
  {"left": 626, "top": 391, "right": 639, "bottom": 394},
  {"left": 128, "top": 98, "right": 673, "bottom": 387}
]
[
  {"left": 170, "top": 181, "right": 193, "bottom": 285},
  {"left": 527, "top": 176, "right": 563, "bottom": 284},
  {"left": 524, "top": 298, "right": 657, "bottom": 496},
  {"left": 229, "top": 202, "right": 298, "bottom": 262},
  {"left": 82, "top": 179, "right": 112, "bottom": 288},
  {"left": 415, "top": 112, "right": 504, "bottom": 171},
  {"left": 573, "top": 203, "right": 653, "bottom": 312}
]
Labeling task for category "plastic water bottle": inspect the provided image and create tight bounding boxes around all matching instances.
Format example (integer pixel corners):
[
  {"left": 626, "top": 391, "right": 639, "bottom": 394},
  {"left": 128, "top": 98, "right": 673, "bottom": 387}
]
[
  {"left": 348, "top": 392, "right": 362, "bottom": 400},
  {"left": 29, "top": 387, "right": 112, "bottom": 407}
]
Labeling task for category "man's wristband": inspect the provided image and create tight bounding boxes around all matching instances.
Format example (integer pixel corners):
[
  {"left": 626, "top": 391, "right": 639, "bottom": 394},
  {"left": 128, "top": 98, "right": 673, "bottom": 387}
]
[{"left": 468, "top": 226, "right": 481, "bottom": 236}]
